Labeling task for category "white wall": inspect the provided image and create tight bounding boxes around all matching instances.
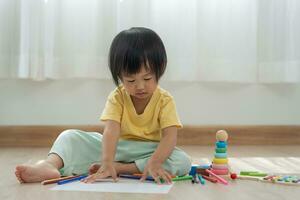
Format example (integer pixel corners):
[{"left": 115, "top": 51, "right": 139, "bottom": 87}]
[{"left": 0, "top": 79, "right": 299, "bottom": 125}]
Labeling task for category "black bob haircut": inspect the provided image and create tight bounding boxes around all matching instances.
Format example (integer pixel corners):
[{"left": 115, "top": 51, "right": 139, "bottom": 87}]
[{"left": 108, "top": 27, "right": 167, "bottom": 86}]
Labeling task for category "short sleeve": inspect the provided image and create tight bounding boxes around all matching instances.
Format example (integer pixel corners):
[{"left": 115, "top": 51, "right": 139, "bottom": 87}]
[
  {"left": 100, "top": 89, "right": 123, "bottom": 123},
  {"left": 159, "top": 96, "right": 182, "bottom": 129}
]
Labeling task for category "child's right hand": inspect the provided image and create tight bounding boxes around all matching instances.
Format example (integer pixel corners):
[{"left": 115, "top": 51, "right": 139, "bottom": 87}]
[{"left": 82, "top": 162, "right": 118, "bottom": 183}]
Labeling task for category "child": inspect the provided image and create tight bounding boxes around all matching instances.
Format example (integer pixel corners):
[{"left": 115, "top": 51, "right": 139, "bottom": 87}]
[{"left": 15, "top": 27, "right": 191, "bottom": 184}]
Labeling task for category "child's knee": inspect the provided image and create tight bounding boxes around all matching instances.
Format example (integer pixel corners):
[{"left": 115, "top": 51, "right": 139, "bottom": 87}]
[
  {"left": 57, "top": 129, "right": 81, "bottom": 144},
  {"left": 169, "top": 151, "right": 192, "bottom": 176},
  {"left": 177, "top": 153, "right": 192, "bottom": 176}
]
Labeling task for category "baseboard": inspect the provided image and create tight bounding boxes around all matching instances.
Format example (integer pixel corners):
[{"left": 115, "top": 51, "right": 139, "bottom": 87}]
[{"left": 0, "top": 125, "right": 300, "bottom": 147}]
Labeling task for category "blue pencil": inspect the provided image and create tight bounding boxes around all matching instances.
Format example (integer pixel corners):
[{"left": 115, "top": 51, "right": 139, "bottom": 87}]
[
  {"left": 57, "top": 175, "right": 88, "bottom": 185},
  {"left": 198, "top": 174, "right": 206, "bottom": 185},
  {"left": 119, "top": 174, "right": 155, "bottom": 182}
]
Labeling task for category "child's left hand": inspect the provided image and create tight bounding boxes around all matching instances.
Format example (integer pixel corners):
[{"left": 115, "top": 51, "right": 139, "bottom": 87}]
[{"left": 140, "top": 160, "right": 173, "bottom": 184}]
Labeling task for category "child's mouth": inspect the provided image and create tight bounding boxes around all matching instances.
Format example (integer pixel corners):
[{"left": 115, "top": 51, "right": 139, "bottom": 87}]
[{"left": 136, "top": 92, "right": 146, "bottom": 96}]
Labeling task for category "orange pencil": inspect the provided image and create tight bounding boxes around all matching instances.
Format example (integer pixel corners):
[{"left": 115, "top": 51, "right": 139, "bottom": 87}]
[{"left": 41, "top": 175, "right": 81, "bottom": 185}]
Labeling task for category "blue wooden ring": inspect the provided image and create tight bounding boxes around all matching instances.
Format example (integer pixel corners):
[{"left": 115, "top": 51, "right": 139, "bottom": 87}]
[{"left": 216, "top": 141, "right": 227, "bottom": 148}]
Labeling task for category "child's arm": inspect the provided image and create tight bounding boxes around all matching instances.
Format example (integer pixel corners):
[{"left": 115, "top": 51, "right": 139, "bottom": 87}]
[
  {"left": 141, "top": 126, "right": 177, "bottom": 184},
  {"left": 150, "top": 126, "right": 177, "bottom": 164},
  {"left": 83, "top": 120, "right": 120, "bottom": 183},
  {"left": 102, "top": 120, "right": 121, "bottom": 163}
]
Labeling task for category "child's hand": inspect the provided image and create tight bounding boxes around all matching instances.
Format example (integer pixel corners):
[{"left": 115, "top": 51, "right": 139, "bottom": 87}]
[
  {"left": 82, "top": 162, "right": 118, "bottom": 183},
  {"left": 140, "top": 160, "right": 172, "bottom": 184}
]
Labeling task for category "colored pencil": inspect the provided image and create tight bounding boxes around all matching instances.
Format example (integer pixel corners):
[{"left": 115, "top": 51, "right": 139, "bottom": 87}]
[
  {"left": 198, "top": 174, "right": 206, "bottom": 185},
  {"left": 119, "top": 174, "right": 155, "bottom": 182},
  {"left": 57, "top": 175, "right": 87, "bottom": 185},
  {"left": 206, "top": 169, "right": 228, "bottom": 185},
  {"left": 129, "top": 174, "right": 192, "bottom": 182},
  {"left": 240, "top": 171, "right": 268, "bottom": 177},
  {"left": 194, "top": 174, "right": 200, "bottom": 184},
  {"left": 202, "top": 175, "right": 217, "bottom": 183},
  {"left": 133, "top": 173, "right": 176, "bottom": 178},
  {"left": 172, "top": 175, "right": 193, "bottom": 181},
  {"left": 41, "top": 175, "right": 81, "bottom": 185},
  {"left": 237, "top": 175, "right": 262, "bottom": 181}
]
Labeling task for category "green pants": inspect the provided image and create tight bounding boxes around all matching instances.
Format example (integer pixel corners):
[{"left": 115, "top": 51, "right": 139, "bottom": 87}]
[{"left": 49, "top": 129, "right": 191, "bottom": 176}]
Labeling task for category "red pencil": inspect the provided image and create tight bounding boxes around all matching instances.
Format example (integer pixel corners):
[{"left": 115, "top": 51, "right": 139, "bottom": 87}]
[
  {"left": 206, "top": 169, "right": 229, "bottom": 185},
  {"left": 202, "top": 175, "right": 218, "bottom": 183}
]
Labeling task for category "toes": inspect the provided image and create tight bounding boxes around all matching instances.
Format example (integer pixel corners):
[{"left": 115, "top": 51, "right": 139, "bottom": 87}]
[
  {"left": 15, "top": 171, "right": 24, "bottom": 183},
  {"left": 15, "top": 165, "right": 27, "bottom": 183},
  {"left": 15, "top": 170, "right": 20, "bottom": 178},
  {"left": 18, "top": 178, "right": 24, "bottom": 183},
  {"left": 16, "top": 165, "right": 26, "bottom": 172}
]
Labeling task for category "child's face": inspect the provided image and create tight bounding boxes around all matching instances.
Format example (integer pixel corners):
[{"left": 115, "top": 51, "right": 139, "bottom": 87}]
[{"left": 121, "top": 66, "right": 157, "bottom": 100}]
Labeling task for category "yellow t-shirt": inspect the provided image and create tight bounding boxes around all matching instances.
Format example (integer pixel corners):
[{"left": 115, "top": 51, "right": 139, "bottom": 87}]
[{"left": 100, "top": 86, "right": 182, "bottom": 142}]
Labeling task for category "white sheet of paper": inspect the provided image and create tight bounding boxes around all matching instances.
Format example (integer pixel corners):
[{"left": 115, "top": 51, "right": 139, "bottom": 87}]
[{"left": 50, "top": 179, "right": 173, "bottom": 194}]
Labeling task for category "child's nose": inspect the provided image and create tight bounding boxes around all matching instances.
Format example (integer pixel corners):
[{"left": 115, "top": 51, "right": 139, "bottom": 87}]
[{"left": 136, "top": 81, "right": 145, "bottom": 90}]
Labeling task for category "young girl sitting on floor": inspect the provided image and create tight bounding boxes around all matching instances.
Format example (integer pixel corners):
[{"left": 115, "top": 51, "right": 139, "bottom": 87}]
[{"left": 15, "top": 27, "right": 191, "bottom": 184}]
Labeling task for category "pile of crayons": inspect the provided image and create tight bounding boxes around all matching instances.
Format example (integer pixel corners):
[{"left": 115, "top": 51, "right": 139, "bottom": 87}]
[
  {"left": 41, "top": 168, "right": 299, "bottom": 187},
  {"left": 120, "top": 171, "right": 228, "bottom": 185},
  {"left": 120, "top": 174, "right": 194, "bottom": 183},
  {"left": 40, "top": 165, "right": 230, "bottom": 186},
  {"left": 41, "top": 173, "right": 198, "bottom": 185},
  {"left": 189, "top": 164, "right": 230, "bottom": 185}
]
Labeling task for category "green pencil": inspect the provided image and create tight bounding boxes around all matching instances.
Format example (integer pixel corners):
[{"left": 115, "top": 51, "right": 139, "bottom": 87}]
[
  {"left": 172, "top": 175, "right": 193, "bottom": 181},
  {"left": 240, "top": 171, "right": 268, "bottom": 177}
]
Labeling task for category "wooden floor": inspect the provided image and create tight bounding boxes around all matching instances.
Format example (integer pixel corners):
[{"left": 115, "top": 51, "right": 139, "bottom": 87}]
[{"left": 1, "top": 145, "right": 300, "bottom": 200}]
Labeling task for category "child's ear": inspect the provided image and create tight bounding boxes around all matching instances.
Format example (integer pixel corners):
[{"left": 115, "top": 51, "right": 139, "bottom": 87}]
[{"left": 118, "top": 77, "right": 123, "bottom": 83}]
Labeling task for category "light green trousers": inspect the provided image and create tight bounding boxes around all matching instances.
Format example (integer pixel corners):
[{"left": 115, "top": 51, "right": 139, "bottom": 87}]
[{"left": 49, "top": 129, "right": 191, "bottom": 176}]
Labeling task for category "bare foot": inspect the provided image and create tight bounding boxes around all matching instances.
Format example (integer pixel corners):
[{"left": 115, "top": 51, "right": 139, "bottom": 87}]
[{"left": 15, "top": 160, "right": 60, "bottom": 183}]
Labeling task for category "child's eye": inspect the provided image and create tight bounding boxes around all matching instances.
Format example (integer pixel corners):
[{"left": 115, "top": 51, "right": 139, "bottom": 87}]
[
  {"left": 127, "top": 80, "right": 135, "bottom": 83},
  {"left": 144, "top": 77, "right": 152, "bottom": 81}
]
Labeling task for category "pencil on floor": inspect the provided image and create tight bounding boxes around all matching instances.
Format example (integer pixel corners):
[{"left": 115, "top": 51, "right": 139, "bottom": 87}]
[
  {"left": 119, "top": 174, "right": 155, "bottom": 182},
  {"left": 41, "top": 175, "right": 81, "bottom": 185},
  {"left": 202, "top": 175, "right": 217, "bottom": 183},
  {"left": 206, "top": 169, "right": 228, "bottom": 185},
  {"left": 133, "top": 173, "right": 176, "bottom": 178},
  {"left": 198, "top": 174, "right": 206, "bottom": 185},
  {"left": 57, "top": 175, "right": 88, "bottom": 185},
  {"left": 172, "top": 175, "right": 193, "bottom": 181}
]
